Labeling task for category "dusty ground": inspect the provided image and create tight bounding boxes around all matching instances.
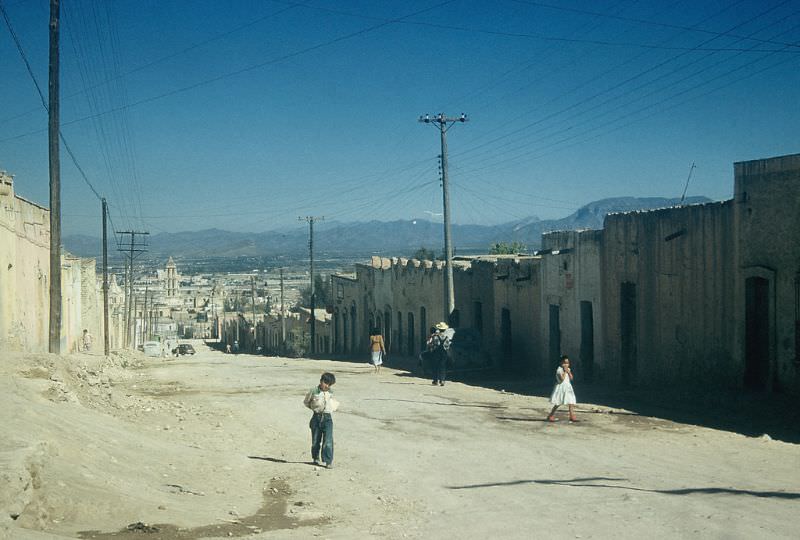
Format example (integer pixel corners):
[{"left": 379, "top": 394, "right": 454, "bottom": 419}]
[{"left": 1, "top": 341, "right": 798, "bottom": 540}]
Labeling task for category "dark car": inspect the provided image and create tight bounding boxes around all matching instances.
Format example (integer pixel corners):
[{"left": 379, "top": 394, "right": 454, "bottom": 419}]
[{"left": 176, "top": 344, "right": 196, "bottom": 355}]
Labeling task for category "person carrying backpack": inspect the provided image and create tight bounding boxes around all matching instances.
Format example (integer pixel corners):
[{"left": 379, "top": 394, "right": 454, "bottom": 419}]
[{"left": 431, "top": 322, "right": 454, "bottom": 386}]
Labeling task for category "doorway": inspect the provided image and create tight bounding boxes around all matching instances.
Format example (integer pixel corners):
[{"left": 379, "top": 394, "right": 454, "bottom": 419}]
[
  {"left": 407, "top": 312, "right": 415, "bottom": 356},
  {"left": 744, "top": 276, "right": 770, "bottom": 390},
  {"left": 580, "top": 300, "right": 594, "bottom": 382},
  {"left": 500, "top": 308, "right": 512, "bottom": 367},
  {"left": 620, "top": 282, "right": 637, "bottom": 386},
  {"left": 549, "top": 304, "right": 561, "bottom": 367}
]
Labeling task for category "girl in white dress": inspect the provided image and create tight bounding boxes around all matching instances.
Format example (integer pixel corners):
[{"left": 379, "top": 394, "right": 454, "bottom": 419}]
[{"left": 548, "top": 355, "right": 578, "bottom": 422}]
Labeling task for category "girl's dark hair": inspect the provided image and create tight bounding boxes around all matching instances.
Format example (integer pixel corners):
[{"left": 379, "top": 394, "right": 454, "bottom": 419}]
[
  {"left": 371, "top": 327, "right": 379, "bottom": 335},
  {"left": 320, "top": 372, "right": 336, "bottom": 385},
  {"left": 560, "top": 355, "right": 569, "bottom": 362}
]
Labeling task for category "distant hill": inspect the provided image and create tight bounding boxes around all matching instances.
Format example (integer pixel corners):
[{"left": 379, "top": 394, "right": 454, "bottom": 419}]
[{"left": 64, "top": 196, "right": 711, "bottom": 258}]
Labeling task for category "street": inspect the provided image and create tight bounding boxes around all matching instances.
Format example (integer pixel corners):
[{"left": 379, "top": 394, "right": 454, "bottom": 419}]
[{"left": 2, "top": 341, "right": 798, "bottom": 539}]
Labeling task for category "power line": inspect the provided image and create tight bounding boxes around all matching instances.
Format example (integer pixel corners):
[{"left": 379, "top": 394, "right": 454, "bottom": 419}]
[
  {"left": 0, "top": 4, "right": 299, "bottom": 127},
  {"left": 275, "top": 0, "right": 800, "bottom": 52},
  {"left": 450, "top": 2, "right": 797, "bottom": 174},
  {"left": 510, "top": 0, "right": 800, "bottom": 49},
  {"left": 0, "top": 0, "right": 459, "bottom": 143},
  {"left": 0, "top": 0, "right": 103, "bottom": 200}
]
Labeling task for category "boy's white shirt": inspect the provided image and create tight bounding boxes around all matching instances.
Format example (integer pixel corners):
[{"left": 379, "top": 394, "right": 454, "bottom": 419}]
[{"left": 304, "top": 386, "right": 340, "bottom": 413}]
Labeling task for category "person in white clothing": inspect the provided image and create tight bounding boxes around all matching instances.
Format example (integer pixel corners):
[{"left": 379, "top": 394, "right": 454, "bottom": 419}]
[{"left": 548, "top": 355, "right": 578, "bottom": 422}]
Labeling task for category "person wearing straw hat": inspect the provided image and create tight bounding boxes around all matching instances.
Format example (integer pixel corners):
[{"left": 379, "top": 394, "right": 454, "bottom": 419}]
[{"left": 431, "top": 321, "right": 454, "bottom": 386}]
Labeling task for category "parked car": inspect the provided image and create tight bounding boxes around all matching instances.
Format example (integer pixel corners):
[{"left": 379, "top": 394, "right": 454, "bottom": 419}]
[
  {"left": 142, "top": 341, "right": 162, "bottom": 357},
  {"left": 177, "top": 344, "right": 196, "bottom": 355}
]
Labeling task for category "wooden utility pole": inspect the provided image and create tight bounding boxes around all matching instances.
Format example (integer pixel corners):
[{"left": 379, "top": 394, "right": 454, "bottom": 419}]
[
  {"left": 143, "top": 281, "right": 149, "bottom": 342},
  {"left": 47, "top": 0, "right": 61, "bottom": 354},
  {"left": 102, "top": 198, "right": 110, "bottom": 355},
  {"left": 250, "top": 275, "right": 257, "bottom": 351},
  {"left": 418, "top": 113, "right": 468, "bottom": 323},
  {"left": 299, "top": 216, "right": 323, "bottom": 355},
  {"left": 117, "top": 231, "right": 148, "bottom": 348},
  {"left": 280, "top": 268, "right": 286, "bottom": 352}
]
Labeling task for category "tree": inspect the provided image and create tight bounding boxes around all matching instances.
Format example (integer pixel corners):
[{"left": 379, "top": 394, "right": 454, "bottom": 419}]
[
  {"left": 489, "top": 241, "right": 527, "bottom": 255},
  {"left": 412, "top": 246, "right": 437, "bottom": 260},
  {"left": 299, "top": 274, "right": 331, "bottom": 308}
]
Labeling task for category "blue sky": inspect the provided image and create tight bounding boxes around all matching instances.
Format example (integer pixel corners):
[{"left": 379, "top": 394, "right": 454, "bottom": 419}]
[{"left": 1, "top": 0, "right": 798, "bottom": 240}]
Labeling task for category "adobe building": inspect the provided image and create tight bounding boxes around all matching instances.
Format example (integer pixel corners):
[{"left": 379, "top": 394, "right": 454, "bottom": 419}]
[
  {"left": 733, "top": 154, "right": 800, "bottom": 393},
  {"left": 541, "top": 230, "right": 603, "bottom": 381},
  {"left": 600, "top": 152, "right": 799, "bottom": 393},
  {"left": 459, "top": 255, "right": 542, "bottom": 374},
  {"left": 328, "top": 152, "right": 799, "bottom": 395},
  {"left": 0, "top": 171, "right": 50, "bottom": 351},
  {"left": 333, "top": 254, "right": 545, "bottom": 374},
  {"left": 600, "top": 200, "right": 735, "bottom": 386}
]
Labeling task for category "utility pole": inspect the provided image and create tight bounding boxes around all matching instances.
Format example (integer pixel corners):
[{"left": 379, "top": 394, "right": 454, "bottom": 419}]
[
  {"left": 299, "top": 216, "right": 323, "bottom": 355},
  {"left": 250, "top": 275, "right": 257, "bottom": 352},
  {"left": 117, "top": 230, "right": 148, "bottom": 348},
  {"left": 418, "top": 112, "right": 468, "bottom": 323},
  {"left": 280, "top": 268, "right": 286, "bottom": 353},
  {"left": 47, "top": 0, "right": 61, "bottom": 354},
  {"left": 143, "top": 281, "right": 149, "bottom": 342},
  {"left": 222, "top": 288, "right": 227, "bottom": 346},
  {"left": 101, "top": 198, "right": 110, "bottom": 356}
]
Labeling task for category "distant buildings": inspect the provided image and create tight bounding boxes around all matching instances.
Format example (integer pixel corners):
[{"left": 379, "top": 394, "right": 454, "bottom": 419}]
[{"left": 3, "top": 152, "right": 797, "bottom": 397}]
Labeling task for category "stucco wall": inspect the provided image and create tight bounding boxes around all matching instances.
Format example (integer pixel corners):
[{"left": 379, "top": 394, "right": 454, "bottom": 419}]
[
  {"left": 601, "top": 202, "right": 736, "bottom": 386},
  {"left": 0, "top": 173, "right": 116, "bottom": 353},
  {"left": 0, "top": 174, "right": 50, "bottom": 352},
  {"left": 331, "top": 274, "right": 359, "bottom": 355},
  {"left": 733, "top": 153, "right": 800, "bottom": 392},
  {"left": 541, "top": 230, "right": 603, "bottom": 382},
  {"left": 483, "top": 257, "right": 542, "bottom": 374},
  {"left": 392, "top": 258, "right": 445, "bottom": 356}
]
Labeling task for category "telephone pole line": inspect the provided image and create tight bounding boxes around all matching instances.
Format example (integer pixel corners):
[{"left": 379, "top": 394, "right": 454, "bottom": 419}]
[
  {"left": 101, "top": 198, "right": 110, "bottom": 355},
  {"left": 280, "top": 268, "right": 286, "bottom": 353},
  {"left": 117, "top": 230, "right": 148, "bottom": 348},
  {"left": 418, "top": 112, "right": 468, "bottom": 323},
  {"left": 47, "top": 0, "right": 61, "bottom": 354},
  {"left": 299, "top": 216, "right": 324, "bottom": 355},
  {"left": 250, "top": 275, "right": 257, "bottom": 352}
]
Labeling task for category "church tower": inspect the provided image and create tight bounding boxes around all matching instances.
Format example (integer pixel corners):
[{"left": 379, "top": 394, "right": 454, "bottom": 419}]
[{"left": 166, "top": 257, "right": 177, "bottom": 298}]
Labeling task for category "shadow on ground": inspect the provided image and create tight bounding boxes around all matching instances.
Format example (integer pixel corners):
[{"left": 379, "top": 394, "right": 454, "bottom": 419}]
[{"left": 372, "top": 353, "right": 800, "bottom": 444}]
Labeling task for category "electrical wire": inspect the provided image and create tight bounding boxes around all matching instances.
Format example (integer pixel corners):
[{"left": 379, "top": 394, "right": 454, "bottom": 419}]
[{"left": 0, "top": 0, "right": 104, "bottom": 201}]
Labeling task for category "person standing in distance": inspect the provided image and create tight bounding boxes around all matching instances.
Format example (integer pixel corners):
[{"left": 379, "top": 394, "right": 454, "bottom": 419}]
[{"left": 368, "top": 326, "right": 386, "bottom": 374}]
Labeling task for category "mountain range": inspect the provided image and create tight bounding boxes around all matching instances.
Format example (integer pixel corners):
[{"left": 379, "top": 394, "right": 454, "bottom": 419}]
[{"left": 64, "top": 196, "right": 711, "bottom": 259}]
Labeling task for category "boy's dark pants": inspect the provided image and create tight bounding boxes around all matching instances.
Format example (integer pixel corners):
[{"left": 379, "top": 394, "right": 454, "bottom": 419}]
[{"left": 310, "top": 412, "right": 333, "bottom": 464}]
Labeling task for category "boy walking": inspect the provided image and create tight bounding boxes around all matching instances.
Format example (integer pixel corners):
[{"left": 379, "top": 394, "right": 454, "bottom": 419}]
[{"left": 303, "top": 372, "right": 339, "bottom": 469}]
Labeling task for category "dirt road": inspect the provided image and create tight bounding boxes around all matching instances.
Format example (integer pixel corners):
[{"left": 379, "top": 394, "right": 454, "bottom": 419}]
[{"left": 2, "top": 341, "right": 798, "bottom": 539}]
